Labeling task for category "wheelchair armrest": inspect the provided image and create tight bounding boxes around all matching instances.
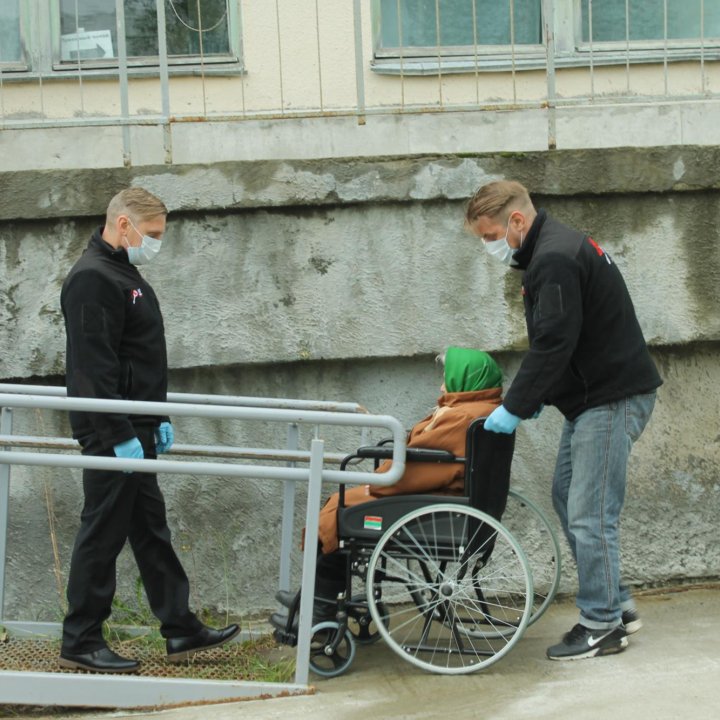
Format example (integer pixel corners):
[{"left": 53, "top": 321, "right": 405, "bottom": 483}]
[
  {"left": 355, "top": 445, "right": 459, "bottom": 463},
  {"left": 339, "top": 445, "right": 461, "bottom": 506}
]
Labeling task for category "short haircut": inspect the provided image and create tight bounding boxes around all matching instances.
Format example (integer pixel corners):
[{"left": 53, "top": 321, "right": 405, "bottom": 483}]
[
  {"left": 465, "top": 180, "right": 533, "bottom": 225},
  {"left": 106, "top": 187, "right": 168, "bottom": 225}
]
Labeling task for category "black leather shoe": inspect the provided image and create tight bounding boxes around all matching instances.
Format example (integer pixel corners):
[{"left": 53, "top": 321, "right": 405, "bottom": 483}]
[
  {"left": 58, "top": 647, "right": 139, "bottom": 674},
  {"left": 166, "top": 624, "right": 240, "bottom": 663}
]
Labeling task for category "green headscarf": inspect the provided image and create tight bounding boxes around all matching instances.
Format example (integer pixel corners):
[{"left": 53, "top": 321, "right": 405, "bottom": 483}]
[{"left": 443, "top": 346, "right": 503, "bottom": 393}]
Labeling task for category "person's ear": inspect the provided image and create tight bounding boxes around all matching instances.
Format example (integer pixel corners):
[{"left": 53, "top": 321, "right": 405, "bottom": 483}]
[
  {"left": 116, "top": 214, "right": 130, "bottom": 237},
  {"left": 510, "top": 211, "right": 525, "bottom": 232}
]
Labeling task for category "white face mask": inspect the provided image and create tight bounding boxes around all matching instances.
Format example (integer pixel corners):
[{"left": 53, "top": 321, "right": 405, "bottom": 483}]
[
  {"left": 483, "top": 214, "right": 523, "bottom": 266},
  {"left": 125, "top": 220, "right": 162, "bottom": 265},
  {"left": 484, "top": 235, "right": 516, "bottom": 265}
]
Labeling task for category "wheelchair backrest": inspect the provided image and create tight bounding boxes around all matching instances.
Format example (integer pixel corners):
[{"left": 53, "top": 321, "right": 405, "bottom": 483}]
[{"left": 463, "top": 417, "right": 515, "bottom": 521}]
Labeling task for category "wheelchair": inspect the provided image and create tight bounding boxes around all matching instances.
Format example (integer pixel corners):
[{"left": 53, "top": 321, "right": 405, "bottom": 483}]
[{"left": 271, "top": 418, "right": 561, "bottom": 677}]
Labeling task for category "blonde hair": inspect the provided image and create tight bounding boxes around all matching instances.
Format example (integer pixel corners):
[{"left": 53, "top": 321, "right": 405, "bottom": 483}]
[
  {"left": 106, "top": 187, "right": 167, "bottom": 225},
  {"left": 465, "top": 180, "right": 533, "bottom": 225}
]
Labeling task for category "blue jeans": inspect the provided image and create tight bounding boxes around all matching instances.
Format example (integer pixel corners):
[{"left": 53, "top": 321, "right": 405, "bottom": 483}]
[{"left": 551, "top": 392, "right": 656, "bottom": 630}]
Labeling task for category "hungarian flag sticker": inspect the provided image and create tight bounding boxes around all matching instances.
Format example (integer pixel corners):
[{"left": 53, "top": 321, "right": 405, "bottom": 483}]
[{"left": 363, "top": 515, "right": 382, "bottom": 531}]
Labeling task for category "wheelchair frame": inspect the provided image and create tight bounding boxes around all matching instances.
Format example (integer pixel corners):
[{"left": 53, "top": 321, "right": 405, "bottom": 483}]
[{"left": 272, "top": 418, "right": 561, "bottom": 677}]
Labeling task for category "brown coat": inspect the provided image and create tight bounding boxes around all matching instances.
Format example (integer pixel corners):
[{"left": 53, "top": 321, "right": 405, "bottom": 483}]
[{"left": 317, "top": 387, "right": 503, "bottom": 553}]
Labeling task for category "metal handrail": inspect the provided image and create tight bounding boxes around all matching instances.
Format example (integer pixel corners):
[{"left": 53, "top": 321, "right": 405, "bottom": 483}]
[
  {"left": 0, "top": 435, "right": 350, "bottom": 464},
  {"left": 0, "top": 393, "right": 396, "bottom": 484},
  {"left": 0, "top": 383, "right": 368, "bottom": 414}
]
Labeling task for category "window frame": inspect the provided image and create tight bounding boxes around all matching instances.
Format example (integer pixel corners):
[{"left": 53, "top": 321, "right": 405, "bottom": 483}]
[
  {"left": 371, "top": 0, "right": 547, "bottom": 73},
  {"left": 0, "top": 0, "right": 244, "bottom": 79},
  {"left": 371, "top": 0, "right": 720, "bottom": 74},
  {"left": 0, "top": 0, "right": 30, "bottom": 71},
  {"left": 569, "top": 0, "right": 720, "bottom": 61}
]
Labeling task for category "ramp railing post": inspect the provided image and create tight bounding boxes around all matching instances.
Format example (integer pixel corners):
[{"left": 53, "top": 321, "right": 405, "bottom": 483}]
[
  {"left": 0, "top": 407, "right": 13, "bottom": 622},
  {"left": 294, "top": 438, "right": 325, "bottom": 686},
  {"left": 279, "top": 423, "right": 299, "bottom": 592}
]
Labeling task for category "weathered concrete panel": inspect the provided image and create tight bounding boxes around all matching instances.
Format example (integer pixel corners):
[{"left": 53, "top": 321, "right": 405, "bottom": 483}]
[
  {"left": 4, "top": 147, "right": 720, "bottom": 222},
  {"left": 2, "top": 163, "right": 720, "bottom": 375}
]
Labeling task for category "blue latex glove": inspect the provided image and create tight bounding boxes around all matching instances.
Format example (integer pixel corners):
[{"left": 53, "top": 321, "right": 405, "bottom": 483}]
[
  {"left": 155, "top": 421, "right": 174, "bottom": 454},
  {"left": 113, "top": 437, "right": 144, "bottom": 473},
  {"left": 484, "top": 405, "right": 522, "bottom": 434}
]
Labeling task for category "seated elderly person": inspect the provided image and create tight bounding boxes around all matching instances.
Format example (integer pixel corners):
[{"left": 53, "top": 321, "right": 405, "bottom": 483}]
[{"left": 275, "top": 346, "right": 504, "bottom": 623}]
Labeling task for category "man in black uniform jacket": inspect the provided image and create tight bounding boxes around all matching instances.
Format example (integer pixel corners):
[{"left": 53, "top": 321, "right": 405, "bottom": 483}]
[
  {"left": 59, "top": 187, "right": 239, "bottom": 673},
  {"left": 465, "top": 180, "right": 662, "bottom": 661}
]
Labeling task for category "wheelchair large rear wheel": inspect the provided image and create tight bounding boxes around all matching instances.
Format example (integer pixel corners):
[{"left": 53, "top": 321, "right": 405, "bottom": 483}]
[
  {"left": 504, "top": 489, "right": 561, "bottom": 626},
  {"left": 366, "top": 504, "right": 532, "bottom": 674},
  {"left": 430, "top": 490, "right": 561, "bottom": 642}
]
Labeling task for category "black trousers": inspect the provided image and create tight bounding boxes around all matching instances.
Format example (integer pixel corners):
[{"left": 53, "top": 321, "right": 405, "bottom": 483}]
[
  {"left": 314, "top": 552, "right": 347, "bottom": 600},
  {"left": 62, "top": 426, "right": 202, "bottom": 653}
]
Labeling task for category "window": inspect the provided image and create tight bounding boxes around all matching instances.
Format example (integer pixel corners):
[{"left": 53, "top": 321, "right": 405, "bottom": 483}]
[
  {"left": 377, "top": 0, "right": 543, "bottom": 52},
  {"left": 373, "top": 0, "right": 720, "bottom": 72},
  {"left": 0, "top": 1, "right": 240, "bottom": 77},
  {"left": 58, "top": 0, "right": 232, "bottom": 67},
  {"left": 0, "top": 1, "right": 23, "bottom": 64},
  {"left": 581, "top": 0, "right": 720, "bottom": 44}
]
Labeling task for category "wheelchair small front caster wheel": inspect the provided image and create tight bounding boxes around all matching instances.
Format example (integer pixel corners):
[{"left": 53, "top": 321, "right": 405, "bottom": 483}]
[
  {"left": 308, "top": 621, "right": 356, "bottom": 678},
  {"left": 347, "top": 595, "right": 389, "bottom": 645}
]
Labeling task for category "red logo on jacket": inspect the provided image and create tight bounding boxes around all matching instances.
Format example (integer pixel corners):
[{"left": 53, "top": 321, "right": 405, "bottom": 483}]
[
  {"left": 587, "top": 237, "right": 612, "bottom": 265},
  {"left": 587, "top": 237, "right": 603, "bottom": 256}
]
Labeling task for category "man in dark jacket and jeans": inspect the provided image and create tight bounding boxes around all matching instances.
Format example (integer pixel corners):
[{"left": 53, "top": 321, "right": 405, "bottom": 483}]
[
  {"left": 465, "top": 180, "right": 662, "bottom": 660},
  {"left": 59, "top": 187, "right": 239, "bottom": 673}
]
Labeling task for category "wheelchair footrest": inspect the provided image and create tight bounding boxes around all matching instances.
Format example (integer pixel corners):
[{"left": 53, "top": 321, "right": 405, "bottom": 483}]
[
  {"left": 272, "top": 628, "right": 298, "bottom": 646},
  {"left": 270, "top": 612, "right": 298, "bottom": 646}
]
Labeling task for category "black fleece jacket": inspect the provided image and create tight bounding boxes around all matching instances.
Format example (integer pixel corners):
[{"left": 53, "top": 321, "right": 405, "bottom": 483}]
[
  {"left": 61, "top": 228, "right": 168, "bottom": 450},
  {"left": 503, "top": 210, "right": 662, "bottom": 421}
]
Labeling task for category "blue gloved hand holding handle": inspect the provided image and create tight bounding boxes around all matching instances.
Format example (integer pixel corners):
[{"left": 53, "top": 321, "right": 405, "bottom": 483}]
[
  {"left": 155, "top": 421, "right": 174, "bottom": 454},
  {"left": 484, "top": 405, "right": 522, "bottom": 434},
  {"left": 113, "top": 436, "right": 144, "bottom": 473}
]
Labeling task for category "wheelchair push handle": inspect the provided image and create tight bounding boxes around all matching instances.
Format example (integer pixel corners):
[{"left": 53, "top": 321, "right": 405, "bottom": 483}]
[{"left": 355, "top": 445, "right": 460, "bottom": 463}]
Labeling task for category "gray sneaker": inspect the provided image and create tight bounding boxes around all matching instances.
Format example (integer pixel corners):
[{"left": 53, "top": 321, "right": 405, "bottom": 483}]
[
  {"left": 622, "top": 609, "right": 642, "bottom": 635},
  {"left": 547, "top": 623, "right": 628, "bottom": 661}
]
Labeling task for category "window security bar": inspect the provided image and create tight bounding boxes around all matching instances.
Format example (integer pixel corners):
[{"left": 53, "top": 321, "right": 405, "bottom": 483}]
[{"left": 1, "top": 0, "right": 718, "bottom": 142}]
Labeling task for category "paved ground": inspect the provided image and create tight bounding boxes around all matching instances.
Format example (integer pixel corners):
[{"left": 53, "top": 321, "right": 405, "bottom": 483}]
[{"left": 8, "top": 584, "right": 720, "bottom": 720}]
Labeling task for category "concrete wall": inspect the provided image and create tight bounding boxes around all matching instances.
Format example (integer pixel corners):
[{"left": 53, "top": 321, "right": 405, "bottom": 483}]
[{"left": 1, "top": 146, "right": 719, "bottom": 622}]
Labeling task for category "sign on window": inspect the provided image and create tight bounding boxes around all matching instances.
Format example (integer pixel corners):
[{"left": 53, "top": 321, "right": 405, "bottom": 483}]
[{"left": 61, "top": 29, "right": 114, "bottom": 61}]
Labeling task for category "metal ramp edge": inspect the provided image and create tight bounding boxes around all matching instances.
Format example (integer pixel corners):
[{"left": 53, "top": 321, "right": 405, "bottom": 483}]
[{"left": 0, "top": 670, "right": 310, "bottom": 708}]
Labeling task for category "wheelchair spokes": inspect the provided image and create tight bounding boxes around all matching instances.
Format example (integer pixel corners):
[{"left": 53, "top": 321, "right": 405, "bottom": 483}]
[
  {"left": 346, "top": 594, "right": 388, "bottom": 645},
  {"left": 366, "top": 504, "right": 533, "bottom": 674}
]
